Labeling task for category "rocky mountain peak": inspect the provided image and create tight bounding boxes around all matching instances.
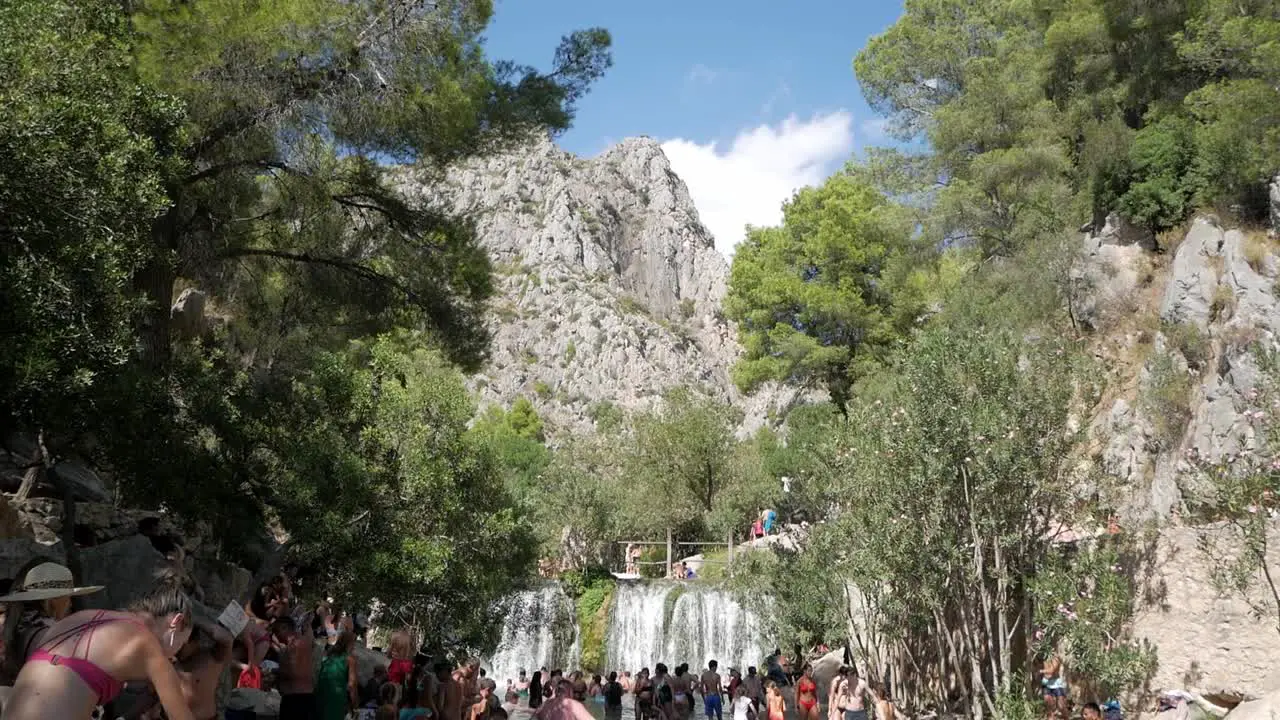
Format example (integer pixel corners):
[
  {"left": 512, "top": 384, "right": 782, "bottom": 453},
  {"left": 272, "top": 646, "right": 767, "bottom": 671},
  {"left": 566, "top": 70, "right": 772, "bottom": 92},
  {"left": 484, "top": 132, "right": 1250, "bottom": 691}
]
[{"left": 400, "top": 137, "right": 798, "bottom": 436}]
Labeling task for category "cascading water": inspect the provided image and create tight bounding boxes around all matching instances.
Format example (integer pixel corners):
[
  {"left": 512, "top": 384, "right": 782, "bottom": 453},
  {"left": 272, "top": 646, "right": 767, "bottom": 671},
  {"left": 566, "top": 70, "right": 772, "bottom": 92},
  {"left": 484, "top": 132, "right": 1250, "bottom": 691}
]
[
  {"left": 486, "top": 584, "right": 581, "bottom": 683},
  {"left": 489, "top": 582, "right": 766, "bottom": 678},
  {"left": 606, "top": 582, "right": 766, "bottom": 672}
]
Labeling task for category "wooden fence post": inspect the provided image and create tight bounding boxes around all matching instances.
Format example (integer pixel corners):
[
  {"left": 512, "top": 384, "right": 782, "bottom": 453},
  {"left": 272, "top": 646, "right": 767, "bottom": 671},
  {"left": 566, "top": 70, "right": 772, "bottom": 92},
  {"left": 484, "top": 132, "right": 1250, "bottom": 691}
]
[{"left": 665, "top": 528, "right": 673, "bottom": 579}]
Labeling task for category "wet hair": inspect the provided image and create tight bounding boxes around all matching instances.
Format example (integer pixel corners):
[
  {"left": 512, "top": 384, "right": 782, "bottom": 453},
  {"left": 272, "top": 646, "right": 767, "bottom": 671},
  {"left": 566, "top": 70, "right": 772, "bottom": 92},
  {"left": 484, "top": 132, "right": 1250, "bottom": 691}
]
[
  {"left": 609, "top": 671, "right": 617, "bottom": 682},
  {"left": 655, "top": 663, "right": 668, "bottom": 675},
  {"left": 709, "top": 660, "right": 718, "bottom": 670},
  {"left": 435, "top": 660, "right": 453, "bottom": 676},
  {"left": 1083, "top": 703, "right": 1101, "bottom": 715},
  {"left": 128, "top": 579, "right": 192, "bottom": 629},
  {"left": 491, "top": 707, "right": 509, "bottom": 720},
  {"left": 747, "top": 667, "right": 757, "bottom": 676},
  {"left": 802, "top": 663, "right": 813, "bottom": 674},
  {"left": 506, "top": 690, "right": 520, "bottom": 704}
]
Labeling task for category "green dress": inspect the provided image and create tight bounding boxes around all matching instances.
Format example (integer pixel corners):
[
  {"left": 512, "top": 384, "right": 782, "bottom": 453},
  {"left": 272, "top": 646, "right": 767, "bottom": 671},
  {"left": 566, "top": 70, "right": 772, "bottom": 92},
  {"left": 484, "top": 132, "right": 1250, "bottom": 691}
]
[{"left": 316, "top": 653, "right": 351, "bottom": 720}]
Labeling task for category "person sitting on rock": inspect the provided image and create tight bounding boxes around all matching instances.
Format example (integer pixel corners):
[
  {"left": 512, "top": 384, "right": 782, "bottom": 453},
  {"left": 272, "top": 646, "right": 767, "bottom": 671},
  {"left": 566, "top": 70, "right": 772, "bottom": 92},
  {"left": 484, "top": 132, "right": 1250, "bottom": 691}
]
[
  {"left": 1, "top": 579, "right": 197, "bottom": 720},
  {"left": 0, "top": 560, "right": 104, "bottom": 685}
]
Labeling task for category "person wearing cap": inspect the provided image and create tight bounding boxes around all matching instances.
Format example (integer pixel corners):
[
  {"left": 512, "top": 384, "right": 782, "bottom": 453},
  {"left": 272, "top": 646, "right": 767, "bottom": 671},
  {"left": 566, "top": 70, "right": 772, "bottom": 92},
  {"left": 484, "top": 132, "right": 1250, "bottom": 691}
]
[{"left": 0, "top": 561, "right": 105, "bottom": 684}]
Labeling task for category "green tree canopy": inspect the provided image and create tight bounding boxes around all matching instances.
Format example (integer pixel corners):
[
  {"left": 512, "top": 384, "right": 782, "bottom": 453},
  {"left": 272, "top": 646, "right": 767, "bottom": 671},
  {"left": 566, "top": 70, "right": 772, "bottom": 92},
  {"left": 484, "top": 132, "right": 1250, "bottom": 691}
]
[{"left": 725, "top": 174, "right": 923, "bottom": 412}]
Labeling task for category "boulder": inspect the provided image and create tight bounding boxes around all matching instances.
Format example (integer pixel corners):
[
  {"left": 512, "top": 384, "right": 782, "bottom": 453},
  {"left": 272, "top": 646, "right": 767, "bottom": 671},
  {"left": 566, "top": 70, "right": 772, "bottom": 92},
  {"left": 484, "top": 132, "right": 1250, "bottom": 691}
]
[
  {"left": 79, "top": 534, "right": 171, "bottom": 610},
  {"left": 192, "top": 557, "right": 253, "bottom": 608},
  {"left": 0, "top": 538, "right": 64, "bottom": 581},
  {"left": 1097, "top": 212, "right": 1157, "bottom": 250},
  {"left": 1071, "top": 235, "right": 1147, "bottom": 331},
  {"left": 49, "top": 459, "right": 110, "bottom": 502},
  {"left": 1161, "top": 218, "right": 1224, "bottom": 330},
  {"left": 351, "top": 644, "right": 390, "bottom": 685},
  {"left": 171, "top": 288, "right": 209, "bottom": 340},
  {"left": 1222, "top": 690, "right": 1280, "bottom": 720}
]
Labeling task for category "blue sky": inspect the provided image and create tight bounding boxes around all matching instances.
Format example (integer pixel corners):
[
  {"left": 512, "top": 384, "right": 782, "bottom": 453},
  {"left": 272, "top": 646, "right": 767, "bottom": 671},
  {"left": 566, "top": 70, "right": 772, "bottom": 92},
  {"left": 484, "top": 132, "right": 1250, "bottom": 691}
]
[{"left": 484, "top": 0, "right": 906, "bottom": 256}]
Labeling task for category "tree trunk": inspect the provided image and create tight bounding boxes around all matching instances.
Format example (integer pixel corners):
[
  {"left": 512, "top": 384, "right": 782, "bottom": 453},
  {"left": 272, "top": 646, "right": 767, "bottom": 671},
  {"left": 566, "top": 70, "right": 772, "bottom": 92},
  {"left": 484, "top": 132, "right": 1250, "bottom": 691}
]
[{"left": 138, "top": 206, "right": 180, "bottom": 370}]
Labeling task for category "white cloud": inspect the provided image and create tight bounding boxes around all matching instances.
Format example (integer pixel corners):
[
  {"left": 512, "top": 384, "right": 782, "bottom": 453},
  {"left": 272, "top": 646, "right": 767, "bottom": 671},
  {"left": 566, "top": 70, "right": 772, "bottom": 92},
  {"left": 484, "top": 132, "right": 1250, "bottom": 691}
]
[{"left": 661, "top": 111, "right": 855, "bottom": 257}]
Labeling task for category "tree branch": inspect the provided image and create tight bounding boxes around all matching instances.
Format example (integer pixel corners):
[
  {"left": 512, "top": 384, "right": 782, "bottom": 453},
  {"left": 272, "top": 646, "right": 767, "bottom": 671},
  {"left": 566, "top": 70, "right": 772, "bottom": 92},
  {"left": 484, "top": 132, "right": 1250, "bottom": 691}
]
[
  {"left": 220, "top": 246, "right": 418, "bottom": 300},
  {"left": 185, "top": 160, "right": 309, "bottom": 186}
]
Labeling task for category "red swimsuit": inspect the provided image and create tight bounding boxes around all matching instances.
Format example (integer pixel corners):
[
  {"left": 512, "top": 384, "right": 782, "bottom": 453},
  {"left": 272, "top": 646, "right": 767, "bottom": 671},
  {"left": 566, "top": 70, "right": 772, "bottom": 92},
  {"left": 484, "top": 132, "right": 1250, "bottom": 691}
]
[
  {"left": 797, "top": 677, "right": 817, "bottom": 712},
  {"left": 28, "top": 611, "right": 149, "bottom": 705}
]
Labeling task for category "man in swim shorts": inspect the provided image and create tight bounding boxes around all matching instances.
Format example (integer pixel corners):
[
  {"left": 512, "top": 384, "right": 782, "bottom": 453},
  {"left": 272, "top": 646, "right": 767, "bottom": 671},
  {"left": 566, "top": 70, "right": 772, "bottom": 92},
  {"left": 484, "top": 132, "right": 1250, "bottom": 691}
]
[{"left": 701, "top": 661, "right": 723, "bottom": 720}]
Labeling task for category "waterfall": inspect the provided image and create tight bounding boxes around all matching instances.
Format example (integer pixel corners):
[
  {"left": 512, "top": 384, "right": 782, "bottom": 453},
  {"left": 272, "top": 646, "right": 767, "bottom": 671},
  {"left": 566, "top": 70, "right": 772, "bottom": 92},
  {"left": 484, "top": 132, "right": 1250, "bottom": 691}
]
[
  {"left": 486, "top": 585, "right": 581, "bottom": 683},
  {"left": 606, "top": 582, "right": 766, "bottom": 673},
  {"left": 605, "top": 582, "right": 674, "bottom": 672},
  {"left": 489, "top": 581, "right": 765, "bottom": 678}
]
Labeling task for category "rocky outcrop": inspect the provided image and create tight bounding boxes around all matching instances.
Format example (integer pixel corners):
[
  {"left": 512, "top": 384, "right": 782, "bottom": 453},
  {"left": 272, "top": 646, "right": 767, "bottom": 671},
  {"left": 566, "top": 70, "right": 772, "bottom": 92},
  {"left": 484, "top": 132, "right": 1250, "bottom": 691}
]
[
  {"left": 403, "top": 135, "right": 805, "bottom": 436},
  {"left": 1077, "top": 216, "right": 1280, "bottom": 519},
  {"left": 1132, "top": 522, "right": 1280, "bottom": 700},
  {"left": 1074, "top": 213, "right": 1280, "bottom": 699}
]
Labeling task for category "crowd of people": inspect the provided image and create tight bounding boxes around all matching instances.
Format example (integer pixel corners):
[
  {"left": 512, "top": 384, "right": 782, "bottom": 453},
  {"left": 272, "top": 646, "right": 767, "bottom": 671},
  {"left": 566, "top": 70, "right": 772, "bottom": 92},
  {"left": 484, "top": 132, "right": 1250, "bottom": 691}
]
[
  {"left": 485, "top": 657, "right": 892, "bottom": 720},
  {"left": 0, "top": 559, "right": 394, "bottom": 720}
]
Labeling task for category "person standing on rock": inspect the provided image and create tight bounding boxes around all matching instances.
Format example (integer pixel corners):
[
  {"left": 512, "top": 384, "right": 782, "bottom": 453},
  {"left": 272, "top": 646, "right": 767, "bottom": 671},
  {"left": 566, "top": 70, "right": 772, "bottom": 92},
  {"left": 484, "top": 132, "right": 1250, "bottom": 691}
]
[
  {"left": 175, "top": 613, "right": 236, "bottom": 720},
  {"left": 273, "top": 616, "right": 316, "bottom": 720},
  {"left": 0, "top": 580, "right": 196, "bottom": 720},
  {"left": 700, "top": 660, "right": 723, "bottom": 720}
]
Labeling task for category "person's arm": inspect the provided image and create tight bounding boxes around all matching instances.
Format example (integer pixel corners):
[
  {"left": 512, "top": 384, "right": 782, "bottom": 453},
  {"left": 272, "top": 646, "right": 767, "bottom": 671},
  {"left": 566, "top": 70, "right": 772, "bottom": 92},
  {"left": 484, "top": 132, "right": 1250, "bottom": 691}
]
[{"left": 144, "top": 636, "right": 198, "bottom": 720}]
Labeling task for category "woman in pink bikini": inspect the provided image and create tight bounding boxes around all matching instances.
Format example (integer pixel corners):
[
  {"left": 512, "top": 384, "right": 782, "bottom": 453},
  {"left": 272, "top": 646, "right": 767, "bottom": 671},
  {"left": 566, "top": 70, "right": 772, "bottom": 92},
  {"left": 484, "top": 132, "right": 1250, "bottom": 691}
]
[{"left": 1, "top": 581, "right": 197, "bottom": 720}]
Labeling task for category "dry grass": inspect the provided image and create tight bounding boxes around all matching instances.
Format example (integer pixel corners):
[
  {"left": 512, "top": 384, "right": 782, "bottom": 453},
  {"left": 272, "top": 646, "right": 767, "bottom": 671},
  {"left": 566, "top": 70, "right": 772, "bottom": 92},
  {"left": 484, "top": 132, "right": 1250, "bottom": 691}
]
[
  {"left": 1242, "top": 228, "right": 1275, "bottom": 273},
  {"left": 1210, "top": 282, "right": 1236, "bottom": 321}
]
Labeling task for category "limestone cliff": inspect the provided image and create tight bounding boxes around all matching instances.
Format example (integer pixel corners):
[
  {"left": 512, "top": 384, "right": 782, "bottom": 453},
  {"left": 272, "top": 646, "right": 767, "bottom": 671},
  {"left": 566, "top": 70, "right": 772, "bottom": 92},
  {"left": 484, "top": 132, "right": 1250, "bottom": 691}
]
[
  {"left": 1072, "top": 211, "right": 1280, "bottom": 697},
  {"left": 402, "top": 135, "right": 803, "bottom": 436}
]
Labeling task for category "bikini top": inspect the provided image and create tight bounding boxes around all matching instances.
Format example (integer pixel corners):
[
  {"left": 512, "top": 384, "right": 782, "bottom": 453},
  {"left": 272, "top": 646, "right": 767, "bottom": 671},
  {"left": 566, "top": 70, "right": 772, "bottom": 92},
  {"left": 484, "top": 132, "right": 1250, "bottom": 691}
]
[{"left": 29, "top": 611, "right": 149, "bottom": 705}]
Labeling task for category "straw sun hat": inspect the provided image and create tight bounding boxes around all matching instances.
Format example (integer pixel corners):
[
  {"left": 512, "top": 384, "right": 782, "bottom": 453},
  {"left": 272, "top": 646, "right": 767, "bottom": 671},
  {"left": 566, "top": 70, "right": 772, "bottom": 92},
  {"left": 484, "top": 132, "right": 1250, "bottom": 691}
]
[{"left": 0, "top": 562, "right": 104, "bottom": 602}]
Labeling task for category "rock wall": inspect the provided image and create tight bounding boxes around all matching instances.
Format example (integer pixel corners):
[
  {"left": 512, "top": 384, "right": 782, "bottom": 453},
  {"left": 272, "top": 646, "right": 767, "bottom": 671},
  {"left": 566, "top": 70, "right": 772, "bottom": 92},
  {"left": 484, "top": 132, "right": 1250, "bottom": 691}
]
[
  {"left": 401, "top": 135, "right": 806, "bottom": 437},
  {"left": 1074, "top": 214, "right": 1280, "bottom": 698},
  {"left": 1131, "top": 521, "right": 1280, "bottom": 698},
  {"left": 0, "top": 498, "right": 252, "bottom": 609}
]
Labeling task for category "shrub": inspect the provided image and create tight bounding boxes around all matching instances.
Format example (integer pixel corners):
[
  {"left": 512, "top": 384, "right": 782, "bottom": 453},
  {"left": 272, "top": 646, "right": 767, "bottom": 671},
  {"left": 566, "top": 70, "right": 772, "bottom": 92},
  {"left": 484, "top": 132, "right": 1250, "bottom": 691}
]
[
  {"left": 522, "top": 350, "right": 538, "bottom": 365},
  {"left": 534, "top": 380, "right": 552, "bottom": 399},
  {"left": 679, "top": 298, "right": 696, "bottom": 319},
  {"left": 1141, "top": 352, "right": 1193, "bottom": 450},
  {"left": 1164, "top": 321, "right": 1211, "bottom": 370},
  {"left": 1210, "top": 283, "right": 1236, "bottom": 321},
  {"left": 619, "top": 296, "right": 647, "bottom": 316},
  {"left": 587, "top": 401, "right": 625, "bottom": 433},
  {"left": 1118, "top": 114, "right": 1199, "bottom": 231},
  {"left": 564, "top": 341, "right": 577, "bottom": 364}
]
